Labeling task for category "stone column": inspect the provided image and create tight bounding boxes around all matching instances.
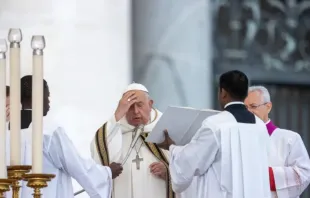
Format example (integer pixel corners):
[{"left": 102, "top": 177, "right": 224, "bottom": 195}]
[{"left": 132, "top": 0, "right": 213, "bottom": 110}]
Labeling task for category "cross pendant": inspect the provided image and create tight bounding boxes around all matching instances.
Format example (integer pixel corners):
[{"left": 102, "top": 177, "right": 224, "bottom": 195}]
[{"left": 132, "top": 154, "right": 143, "bottom": 170}]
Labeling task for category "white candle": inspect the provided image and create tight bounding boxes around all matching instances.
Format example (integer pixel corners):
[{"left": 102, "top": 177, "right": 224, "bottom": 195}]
[
  {"left": 31, "top": 36, "right": 45, "bottom": 173},
  {"left": 0, "top": 39, "right": 8, "bottom": 178},
  {"left": 8, "top": 28, "right": 22, "bottom": 166}
]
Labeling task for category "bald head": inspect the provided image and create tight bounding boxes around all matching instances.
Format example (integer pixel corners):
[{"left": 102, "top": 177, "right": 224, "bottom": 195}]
[{"left": 125, "top": 90, "right": 153, "bottom": 126}]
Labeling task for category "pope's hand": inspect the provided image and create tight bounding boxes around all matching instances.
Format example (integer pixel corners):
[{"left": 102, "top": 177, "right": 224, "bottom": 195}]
[
  {"left": 115, "top": 91, "right": 137, "bottom": 121},
  {"left": 150, "top": 162, "right": 167, "bottom": 180},
  {"left": 109, "top": 162, "right": 123, "bottom": 179}
]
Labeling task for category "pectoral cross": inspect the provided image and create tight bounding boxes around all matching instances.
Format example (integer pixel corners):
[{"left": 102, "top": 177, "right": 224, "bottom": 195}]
[{"left": 132, "top": 154, "right": 143, "bottom": 170}]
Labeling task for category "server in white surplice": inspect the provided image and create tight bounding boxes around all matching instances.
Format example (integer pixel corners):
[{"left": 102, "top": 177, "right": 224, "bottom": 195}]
[{"left": 158, "top": 70, "right": 271, "bottom": 198}]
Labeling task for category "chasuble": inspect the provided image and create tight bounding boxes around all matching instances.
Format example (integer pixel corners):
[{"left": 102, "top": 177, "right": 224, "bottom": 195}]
[
  {"left": 90, "top": 108, "right": 184, "bottom": 198},
  {"left": 169, "top": 103, "right": 271, "bottom": 198}
]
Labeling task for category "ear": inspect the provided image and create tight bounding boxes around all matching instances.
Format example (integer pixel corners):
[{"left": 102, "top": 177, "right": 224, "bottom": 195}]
[
  {"left": 221, "top": 88, "right": 228, "bottom": 98},
  {"left": 149, "top": 99, "right": 154, "bottom": 108},
  {"left": 266, "top": 102, "right": 272, "bottom": 113}
]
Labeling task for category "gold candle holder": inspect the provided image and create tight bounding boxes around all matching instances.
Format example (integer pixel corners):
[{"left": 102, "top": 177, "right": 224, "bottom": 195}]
[
  {"left": 24, "top": 173, "right": 55, "bottom": 198},
  {"left": 0, "top": 178, "right": 14, "bottom": 198},
  {"left": 7, "top": 165, "right": 32, "bottom": 198}
]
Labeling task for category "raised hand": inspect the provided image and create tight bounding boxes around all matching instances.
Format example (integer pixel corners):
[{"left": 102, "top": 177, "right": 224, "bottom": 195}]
[
  {"left": 109, "top": 162, "right": 123, "bottom": 179},
  {"left": 114, "top": 91, "right": 137, "bottom": 121},
  {"left": 149, "top": 162, "right": 167, "bottom": 180}
]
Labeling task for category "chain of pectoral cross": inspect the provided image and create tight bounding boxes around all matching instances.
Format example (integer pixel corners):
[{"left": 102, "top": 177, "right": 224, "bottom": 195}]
[{"left": 132, "top": 127, "right": 144, "bottom": 170}]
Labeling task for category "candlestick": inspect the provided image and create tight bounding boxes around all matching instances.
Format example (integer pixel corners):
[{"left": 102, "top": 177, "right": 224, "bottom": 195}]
[
  {"left": 31, "top": 36, "right": 45, "bottom": 174},
  {"left": 24, "top": 174, "right": 55, "bottom": 198},
  {"left": 0, "top": 179, "right": 14, "bottom": 198},
  {"left": 0, "top": 39, "right": 7, "bottom": 179},
  {"left": 7, "top": 165, "right": 31, "bottom": 198},
  {"left": 8, "top": 28, "right": 22, "bottom": 166}
]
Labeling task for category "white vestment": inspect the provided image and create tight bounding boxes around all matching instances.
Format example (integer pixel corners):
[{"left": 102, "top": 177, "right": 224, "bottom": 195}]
[
  {"left": 90, "top": 108, "right": 194, "bottom": 198},
  {"left": 7, "top": 122, "right": 113, "bottom": 198},
  {"left": 169, "top": 111, "right": 271, "bottom": 198},
  {"left": 269, "top": 128, "right": 310, "bottom": 198}
]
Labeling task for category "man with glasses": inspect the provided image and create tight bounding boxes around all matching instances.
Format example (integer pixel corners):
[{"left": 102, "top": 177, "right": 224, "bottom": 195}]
[{"left": 245, "top": 85, "right": 310, "bottom": 198}]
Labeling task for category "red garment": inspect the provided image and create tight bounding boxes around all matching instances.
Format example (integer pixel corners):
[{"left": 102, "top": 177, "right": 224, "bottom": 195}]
[{"left": 269, "top": 167, "right": 276, "bottom": 191}]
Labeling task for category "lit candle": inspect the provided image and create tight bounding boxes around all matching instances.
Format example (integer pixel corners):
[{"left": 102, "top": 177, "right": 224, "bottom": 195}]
[
  {"left": 0, "top": 39, "right": 8, "bottom": 178},
  {"left": 8, "top": 28, "right": 22, "bottom": 166},
  {"left": 31, "top": 36, "right": 45, "bottom": 173}
]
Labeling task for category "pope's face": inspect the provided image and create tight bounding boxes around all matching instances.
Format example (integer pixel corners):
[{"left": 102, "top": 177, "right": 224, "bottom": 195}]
[
  {"left": 126, "top": 90, "right": 153, "bottom": 126},
  {"left": 244, "top": 91, "right": 271, "bottom": 122}
]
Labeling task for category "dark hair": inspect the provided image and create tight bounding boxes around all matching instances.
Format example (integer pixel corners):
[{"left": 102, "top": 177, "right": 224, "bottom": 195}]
[
  {"left": 219, "top": 70, "right": 249, "bottom": 101},
  {"left": 6, "top": 86, "right": 9, "bottom": 97},
  {"left": 21, "top": 75, "right": 48, "bottom": 103}
]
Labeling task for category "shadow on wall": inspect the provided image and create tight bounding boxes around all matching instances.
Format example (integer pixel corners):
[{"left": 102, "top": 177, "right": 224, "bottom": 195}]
[{"left": 134, "top": 53, "right": 188, "bottom": 110}]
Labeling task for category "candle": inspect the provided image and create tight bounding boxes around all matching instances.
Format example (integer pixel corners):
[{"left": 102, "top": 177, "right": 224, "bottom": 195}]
[
  {"left": 0, "top": 39, "right": 8, "bottom": 178},
  {"left": 31, "top": 36, "right": 45, "bottom": 173},
  {"left": 8, "top": 28, "right": 22, "bottom": 166}
]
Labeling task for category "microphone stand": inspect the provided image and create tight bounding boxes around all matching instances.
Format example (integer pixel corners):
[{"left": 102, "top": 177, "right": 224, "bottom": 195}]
[{"left": 74, "top": 125, "right": 145, "bottom": 196}]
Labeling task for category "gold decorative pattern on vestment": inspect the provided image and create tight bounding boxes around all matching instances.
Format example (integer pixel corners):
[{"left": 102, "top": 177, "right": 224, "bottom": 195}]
[
  {"left": 95, "top": 109, "right": 174, "bottom": 198},
  {"left": 95, "top": 123, "right": 110, "bottom": 166}
]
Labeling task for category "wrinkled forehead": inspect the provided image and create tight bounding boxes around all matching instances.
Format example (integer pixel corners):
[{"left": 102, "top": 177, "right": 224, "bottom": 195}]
[{"left": 246, "top": 91, "right": 263, "bottom": 104}]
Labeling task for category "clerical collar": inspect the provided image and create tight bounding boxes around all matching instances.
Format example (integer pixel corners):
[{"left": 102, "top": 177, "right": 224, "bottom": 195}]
[
  {"left": 266, "top": 119, "right": 277, "bottom": 136},
  {"left": 224, "top": 101, "right": 244, "bottom": 109},
  {"left": 22, "top": 109, "right": 32, "bottom": 111}
]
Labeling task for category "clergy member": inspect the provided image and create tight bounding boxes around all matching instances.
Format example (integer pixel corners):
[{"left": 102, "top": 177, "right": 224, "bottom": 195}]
[
  {"left": 8, "top": 76, "right": 49, "bottom": 129},
  {"left": 90, "top": 83, "right": 175, "bottom": 198},
  {"left": 158, "top": 70, "right": 271, "bottom": 198},
  {"left": 245, "top": 85, "right": 310, "bottom": 198},
  {"left": 16, "top": 75, "right": 123, "bottom": 198}
]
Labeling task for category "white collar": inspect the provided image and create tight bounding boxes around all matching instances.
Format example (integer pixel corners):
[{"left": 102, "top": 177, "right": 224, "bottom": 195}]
[
  {"left": 224, "top": 101, "right": 244, "bottom": 109},
  {"left": 265, "top": 119, "right": 271, "bottom": 124}
]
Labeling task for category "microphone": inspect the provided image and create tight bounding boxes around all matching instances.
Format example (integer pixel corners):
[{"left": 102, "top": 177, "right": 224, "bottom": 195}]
[{"left": 121, "top": 124, "right": 144, "bottom": 165}]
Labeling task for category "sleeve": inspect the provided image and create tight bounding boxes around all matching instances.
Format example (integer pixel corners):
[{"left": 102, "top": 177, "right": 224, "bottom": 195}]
[
  {"left": 90, "top": 116, "right": 121, "bottom": 163},
  {"left": 107, "top": 115, "right": 122, "bottom": 135},
  {"left": 168, "top": 121, "right": 219, "bottom": 193},
  {"left": 270, "top": 134, "right": 310, "bottom": 197},
  {"left": 47, "top": 127, "right": 113, "bottom": 198}
]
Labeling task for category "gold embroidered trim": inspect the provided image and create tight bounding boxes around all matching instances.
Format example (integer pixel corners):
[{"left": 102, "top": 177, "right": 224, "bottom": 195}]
[
  {"left": 95, "top": 123, "right": 110, "bottom": 166},
  {"left": 141, "top": 133, "right": 175, "bottom": 198}
]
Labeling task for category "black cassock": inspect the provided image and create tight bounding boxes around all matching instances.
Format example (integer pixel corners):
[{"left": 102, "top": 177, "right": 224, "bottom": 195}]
[{"left": 8, "top": 110, "right": 32, "bottom": 130}]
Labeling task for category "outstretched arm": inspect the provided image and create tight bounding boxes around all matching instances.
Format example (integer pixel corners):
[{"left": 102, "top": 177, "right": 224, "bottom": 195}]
[
  {"left": 47, "top": 127, "right": 113, "bottom": 198},
  {"left": 269, "top": 134, "right": 310, "bottom": 197}
]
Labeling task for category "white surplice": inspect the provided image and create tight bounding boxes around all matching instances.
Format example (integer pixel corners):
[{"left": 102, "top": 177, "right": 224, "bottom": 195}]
[
  {"left": 7, "top": 122, "right": 113, "bottom": 198},
  {"left": 90, "top": 108, "right": 195, "bottom": 198},
  {"left": 269, "top": 128, "right": 310, "bottom": 198},
  {"left": 169, "top": 111, "right": 271, "bottom": 198}
]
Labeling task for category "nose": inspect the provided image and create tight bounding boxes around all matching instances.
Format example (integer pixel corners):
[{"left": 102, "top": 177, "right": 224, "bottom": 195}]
[
  {"left": 133, "top": 104, "right": 139, "bottom": 114},
  {"left": 248, "top": 108, "right": 255, "bottom": 113}
]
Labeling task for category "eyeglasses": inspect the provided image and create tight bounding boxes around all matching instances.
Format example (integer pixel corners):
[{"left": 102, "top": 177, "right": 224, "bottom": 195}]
[{"left": 245, "top": 103, "right": 267, "bottom": 110}]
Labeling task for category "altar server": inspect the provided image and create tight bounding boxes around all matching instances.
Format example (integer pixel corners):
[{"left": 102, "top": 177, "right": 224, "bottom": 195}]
[{"left": 158, "top": 70, "right": 271, "bottom": 198}]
